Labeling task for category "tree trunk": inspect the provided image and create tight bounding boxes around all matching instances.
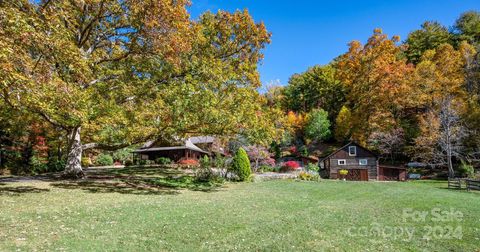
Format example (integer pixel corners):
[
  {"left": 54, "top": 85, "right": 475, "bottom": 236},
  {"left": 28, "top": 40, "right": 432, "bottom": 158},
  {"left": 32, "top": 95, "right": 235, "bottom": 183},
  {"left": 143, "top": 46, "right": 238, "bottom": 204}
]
[
  {"left": 447, "top": 153, "right": 455, "bottom": 178},
  {"left": 64, "top": 127, "right": 84, "bottom": 178}
]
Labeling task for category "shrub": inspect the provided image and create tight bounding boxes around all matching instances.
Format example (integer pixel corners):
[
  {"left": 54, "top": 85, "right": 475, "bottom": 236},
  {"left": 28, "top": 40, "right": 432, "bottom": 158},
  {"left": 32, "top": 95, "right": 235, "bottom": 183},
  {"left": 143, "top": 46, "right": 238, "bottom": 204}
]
[
  {"left": 112, "top": 147, "right": 134, "bottom": 164},
  {"left": 95, "top": 153, "right": 114, "bottom": 166},
  {"left": 195, "top": 167, "right": 224, "bottom": 183},
  {"left": 155, "top": 157, "right": 172, "bottom": 165},
  {"left": 230, "top": 147, "right": 251, "bottom": 181},
  {"left": 281, "top": 161, "right": 300, "bottom": 172},
  {"left": 273, "top": 165, "right": 282, "bottom": 172},
  {"left": 299, "top": 145, "right": 308, "bottom": 157},
  {"left": 338, "top": 169, "right": 349, "bottom": 179},
  {"left": 178, "top": 159, "right": 200, "bottom": 167},
  {"left": 47, "top": 158, "right": 65, "bottom": 172},
  {"left": 200, "top": 156, "right": 210, "bottom": 169},
  {"left": 124, "top": 159, "right": 134, "bottom": 167},
  {"left": 214, "top": 153, "right": 227, "bottom": 169},
  {"left": 288, "top": 146, "right": 297, "bottom": 155},
  {"left": 81, "top": 157, "right": 92, "bottom": 167},
  {"left": 306, "top": 163, "right": 319, "bottom": 172},
  {"left": 457, "top": 161, "right": 475, "bottom": 178},
  {"left": 271, "top": 142, "right": 281, "bottom": 159},
  {"left": 195, "top": 157, "right": 224, "bottom": 183},
  {"left": 245, "top": 145, "right": 274, "bottom": 172},
  {"left": 298, "top": 171, "right": 320, "bottom": 181},
  {"left": 258, "top": 165, "right": 275, "bottom": 173},
  {"left": 261, "top": 157, "right": 276, "bottom": 167},
  {"left": 138, "top": 159, "right": 147, "bottom": 166},
  {"left": 30, "top": 156, "right": 48, "bottom": 174}
]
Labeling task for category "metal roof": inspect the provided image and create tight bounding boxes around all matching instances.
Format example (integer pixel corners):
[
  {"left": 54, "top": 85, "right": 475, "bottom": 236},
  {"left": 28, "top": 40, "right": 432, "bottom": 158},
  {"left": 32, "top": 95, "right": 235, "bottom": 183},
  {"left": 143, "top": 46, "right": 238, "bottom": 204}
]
[
  {"left": 133, "top": 139, "right": 210, "bottom": 154},
  {"left": 189, "top": 136, "right": 215, "bottom": 144}
]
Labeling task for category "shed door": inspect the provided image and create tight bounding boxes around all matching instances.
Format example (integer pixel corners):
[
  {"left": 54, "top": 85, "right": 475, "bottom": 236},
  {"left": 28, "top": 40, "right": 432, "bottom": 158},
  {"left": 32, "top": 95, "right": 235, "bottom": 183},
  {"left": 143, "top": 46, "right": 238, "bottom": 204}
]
[
  {"left": 346, "top": 169, "right": 368, "bottom": 181},
  {"left": 381, "top": 168, "right": 400, "bottom": 181}
]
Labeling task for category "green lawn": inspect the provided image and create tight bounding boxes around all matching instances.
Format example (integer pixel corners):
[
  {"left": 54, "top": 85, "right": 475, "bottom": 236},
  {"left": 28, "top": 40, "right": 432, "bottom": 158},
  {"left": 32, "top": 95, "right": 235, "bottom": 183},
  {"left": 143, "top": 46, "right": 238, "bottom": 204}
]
[{"left": 0, "top": 168, "right": 479, "bottom": 251}]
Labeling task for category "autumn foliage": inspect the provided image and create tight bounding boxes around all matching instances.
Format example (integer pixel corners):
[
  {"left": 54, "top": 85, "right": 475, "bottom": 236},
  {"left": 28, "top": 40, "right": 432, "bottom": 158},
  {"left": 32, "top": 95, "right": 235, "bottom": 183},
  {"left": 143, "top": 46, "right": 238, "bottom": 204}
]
[
  {"left": 281, "top": 161, "right": 301, "bottom": 172},
  {"left": 178, "top": 159, "right": 200, "bottom": 167}
]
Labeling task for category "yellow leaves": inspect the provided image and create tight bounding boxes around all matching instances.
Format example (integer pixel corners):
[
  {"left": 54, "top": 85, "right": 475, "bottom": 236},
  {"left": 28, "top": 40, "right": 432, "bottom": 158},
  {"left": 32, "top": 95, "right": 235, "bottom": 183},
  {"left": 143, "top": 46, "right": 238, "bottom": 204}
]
[
  {"left": 413, "top": 111, "right": 440, "bottom": 159},
  {"left": 336, "top": 29, "right": 415, "bottom": 141},
  {"left": 286, "top": 111, "right": 306, "bottom": 130},
  {"left": 413, "top": 43, "right": 466, "bottom": 110},
  {"left": 1, "top": 1, "right": 272, "bottom": 149}
]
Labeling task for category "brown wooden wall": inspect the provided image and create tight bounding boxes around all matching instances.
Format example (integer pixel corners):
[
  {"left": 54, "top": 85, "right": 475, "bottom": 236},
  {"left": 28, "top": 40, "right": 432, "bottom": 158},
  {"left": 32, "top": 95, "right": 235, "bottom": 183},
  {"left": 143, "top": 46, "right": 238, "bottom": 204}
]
[
  {"left": 378, "top": 166, "right": 407, "bottom": 181},
  {"left": 329, "top": 143, "right": 376, "bottom": 159},
  {"left": 323, "top": 143, "right": 378, "bottom": 180},
  {"left": 328, "top": 157, "right": 378, "bottom": 179}
]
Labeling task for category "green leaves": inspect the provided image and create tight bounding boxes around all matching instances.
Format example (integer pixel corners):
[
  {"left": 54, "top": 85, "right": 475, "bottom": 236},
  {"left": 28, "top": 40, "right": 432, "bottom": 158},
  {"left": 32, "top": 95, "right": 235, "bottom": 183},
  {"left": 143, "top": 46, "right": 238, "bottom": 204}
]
[
  {"left": 283, "top": 65, "right": 344, "bottom": 120},
  {"left": 405, "top": 21, "right": 453, "bottom": 64},
  {"left": 1, "top": 1, "right": 273, "bottom": 153},
  {"left": 304, "top": 109, "right": 331, "bottom": 142}
]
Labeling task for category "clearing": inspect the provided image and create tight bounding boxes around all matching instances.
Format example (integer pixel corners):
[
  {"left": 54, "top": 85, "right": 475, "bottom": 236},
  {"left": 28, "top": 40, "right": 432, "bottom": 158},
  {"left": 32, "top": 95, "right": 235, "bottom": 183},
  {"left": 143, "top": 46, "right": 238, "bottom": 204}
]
[{"left": 0, "top": 167, "right": 479, "bottom": 251}]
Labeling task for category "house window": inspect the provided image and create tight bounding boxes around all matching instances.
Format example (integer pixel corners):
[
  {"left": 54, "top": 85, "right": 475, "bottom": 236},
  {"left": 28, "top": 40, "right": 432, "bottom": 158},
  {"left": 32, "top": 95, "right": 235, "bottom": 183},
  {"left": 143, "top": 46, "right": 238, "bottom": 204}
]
[
  {"left": 359, "top": 159, "right": 368, "bottom": 166},
  {"left": 349, "top": 146, "right": 357, "bottom": 156},
  {"left": 338, "top": 159, "right": 346, "bottom": 165}
]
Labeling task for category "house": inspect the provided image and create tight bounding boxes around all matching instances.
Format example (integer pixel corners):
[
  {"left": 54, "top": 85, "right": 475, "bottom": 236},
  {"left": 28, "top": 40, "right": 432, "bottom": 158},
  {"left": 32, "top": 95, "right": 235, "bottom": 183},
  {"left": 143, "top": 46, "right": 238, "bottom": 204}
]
[
  {"left": 320, "top": 142, "right": 379, "bottom": 181},
  {"left": 320, "top": 142, "right": 408, "bottom": 181},
  {"left": 132, "top": 137, "right": 217, "bottom": 162}
]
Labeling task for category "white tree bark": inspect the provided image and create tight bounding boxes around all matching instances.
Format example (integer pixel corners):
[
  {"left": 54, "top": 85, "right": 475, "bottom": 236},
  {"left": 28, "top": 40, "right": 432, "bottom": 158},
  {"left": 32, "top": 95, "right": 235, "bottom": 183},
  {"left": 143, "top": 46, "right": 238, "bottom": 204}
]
[
  {"left": 65, "top": 127, "right": 84, "bottom": 178},
  {"left": 438, "top": 98, "right": 466, "bottom": 178}
]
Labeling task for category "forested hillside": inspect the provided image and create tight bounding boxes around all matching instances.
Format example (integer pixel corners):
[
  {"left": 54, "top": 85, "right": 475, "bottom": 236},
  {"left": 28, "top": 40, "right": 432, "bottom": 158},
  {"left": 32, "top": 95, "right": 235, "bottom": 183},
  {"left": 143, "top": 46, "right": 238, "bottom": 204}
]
[{"left": 267, "top": 12, "right": 480, "bottom": 176}]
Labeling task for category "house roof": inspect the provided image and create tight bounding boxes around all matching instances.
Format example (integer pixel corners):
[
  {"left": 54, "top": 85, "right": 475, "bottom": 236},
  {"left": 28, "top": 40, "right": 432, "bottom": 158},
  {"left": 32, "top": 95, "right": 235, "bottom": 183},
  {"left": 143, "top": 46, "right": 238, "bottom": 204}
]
[
  {"left": 319, "top": 141, "right": 378, "bottom": 162},
  {"left": 379, "top": 165, "right": 407, "bottom": 170},
  {"left": 189, "top": 136, "right": 215, "bottom": 144},
  {"left": 133, "top": 138, "right": 210, "bottom": 154}
]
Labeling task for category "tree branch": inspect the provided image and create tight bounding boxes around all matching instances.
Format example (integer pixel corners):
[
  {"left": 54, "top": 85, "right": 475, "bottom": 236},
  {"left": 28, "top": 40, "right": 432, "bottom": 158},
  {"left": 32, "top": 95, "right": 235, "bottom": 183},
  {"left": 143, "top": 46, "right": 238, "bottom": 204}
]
[{"left": 1, "top": 90, "right": 68, "bottom": 131}]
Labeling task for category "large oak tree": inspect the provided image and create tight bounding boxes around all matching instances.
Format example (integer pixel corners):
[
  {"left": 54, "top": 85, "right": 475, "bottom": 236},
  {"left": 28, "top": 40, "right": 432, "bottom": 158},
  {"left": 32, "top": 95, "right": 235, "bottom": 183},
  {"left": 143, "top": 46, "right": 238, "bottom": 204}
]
[{"left": 0, "top": 1, "right": 271, "bottom": 177}]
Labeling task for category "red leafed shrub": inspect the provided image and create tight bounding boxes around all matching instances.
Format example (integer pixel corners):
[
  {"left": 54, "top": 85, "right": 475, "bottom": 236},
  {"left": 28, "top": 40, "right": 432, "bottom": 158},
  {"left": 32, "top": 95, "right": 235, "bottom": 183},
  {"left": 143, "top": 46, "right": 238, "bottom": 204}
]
[
  {"left": 178, "top": 159, "right": 199, "bottom": 167},
  {"left": 289, "top": 146, "right": 297, "bottom": 154},
  {"left": 281, "top": 161, "right": 300, "bottom": 172}
]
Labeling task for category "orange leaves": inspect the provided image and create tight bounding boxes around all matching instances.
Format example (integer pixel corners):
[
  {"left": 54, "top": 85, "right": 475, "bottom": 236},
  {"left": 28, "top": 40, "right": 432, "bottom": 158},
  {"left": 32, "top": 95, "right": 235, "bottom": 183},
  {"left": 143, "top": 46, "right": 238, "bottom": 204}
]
[
  {"left": 336, "top": 29, "right": 415, "bottom": 140},
  {"left": 286, "top": 111, "right": 306, "bottom": 130},
  {"left": 413, "top": 44, "right": 466, "bottom": 109},
  {"left": 135, "top": 0, "right": 192, "bottom": 64}
]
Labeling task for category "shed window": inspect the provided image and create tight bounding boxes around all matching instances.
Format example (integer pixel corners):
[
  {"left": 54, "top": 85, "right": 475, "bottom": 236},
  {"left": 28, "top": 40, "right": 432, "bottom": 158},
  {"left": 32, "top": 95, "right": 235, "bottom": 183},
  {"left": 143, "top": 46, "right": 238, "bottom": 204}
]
[
  {"left": 359, "top": 159, "right": 368, "bottom": 166},
  {"left": 338, "top": 159, "right": 346, "bottom": 165},
  {"left": 349, "top": 146, "right": 357, "bottom": 156}
]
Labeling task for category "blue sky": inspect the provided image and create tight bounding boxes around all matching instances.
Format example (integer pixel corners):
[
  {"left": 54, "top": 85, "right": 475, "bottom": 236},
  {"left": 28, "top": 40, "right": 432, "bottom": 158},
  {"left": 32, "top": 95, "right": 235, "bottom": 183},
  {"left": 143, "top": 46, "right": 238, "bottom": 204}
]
[{"left": 189, "top": 1, "right": 480, "bottom": 87}]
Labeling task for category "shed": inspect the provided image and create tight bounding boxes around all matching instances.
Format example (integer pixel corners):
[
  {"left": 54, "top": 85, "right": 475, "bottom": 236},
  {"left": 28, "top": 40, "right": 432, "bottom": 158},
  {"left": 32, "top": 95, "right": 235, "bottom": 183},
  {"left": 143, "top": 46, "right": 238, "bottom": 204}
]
[
  {"left": 320, "top": 142, "right": 378, "bottom": 181},
  {"left": 378, "top": 165, "right": 407, "bottom": 181}
]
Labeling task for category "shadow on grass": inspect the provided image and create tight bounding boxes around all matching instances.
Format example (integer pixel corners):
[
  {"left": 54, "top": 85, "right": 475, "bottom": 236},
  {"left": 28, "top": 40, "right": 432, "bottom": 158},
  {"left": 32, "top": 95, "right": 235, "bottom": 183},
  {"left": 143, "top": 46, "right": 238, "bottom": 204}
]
[
  {"left": 83, "top": 166, "right": 187, "bottom": 179},
  {"left": 0, "top": 175, "right": 56, "bottom": 183},
  {"left": 50, "top": 180, "right": 180, "bottom": 195},
  {"left": 50, "top": 176, "right": 223, "bottom": 195},
  {"left": 0, "top": 185, "right": 50, "bottom": 196},
  {"left": 49, "top": 167, "right": 224, "bottom": 195},
  {"left": 0, "top": 167, "right": 224, "bottom": 196}
]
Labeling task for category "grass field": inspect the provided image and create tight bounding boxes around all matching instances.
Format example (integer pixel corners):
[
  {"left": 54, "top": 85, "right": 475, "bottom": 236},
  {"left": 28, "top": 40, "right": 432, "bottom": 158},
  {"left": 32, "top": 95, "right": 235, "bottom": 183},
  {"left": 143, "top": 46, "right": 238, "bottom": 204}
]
[{"left": 0, "top": 168, "right": 479, "bottom": 251}]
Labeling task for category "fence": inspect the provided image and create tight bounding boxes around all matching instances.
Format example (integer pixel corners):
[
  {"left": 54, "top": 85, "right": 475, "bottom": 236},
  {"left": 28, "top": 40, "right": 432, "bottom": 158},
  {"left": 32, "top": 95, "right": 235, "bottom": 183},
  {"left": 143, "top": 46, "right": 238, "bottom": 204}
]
[
  {"left": 466, "top": 179, "right": 480, "bottom": 191},
  {"left": 448, "top": 177, "right": 462, "bottom": 189}
]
